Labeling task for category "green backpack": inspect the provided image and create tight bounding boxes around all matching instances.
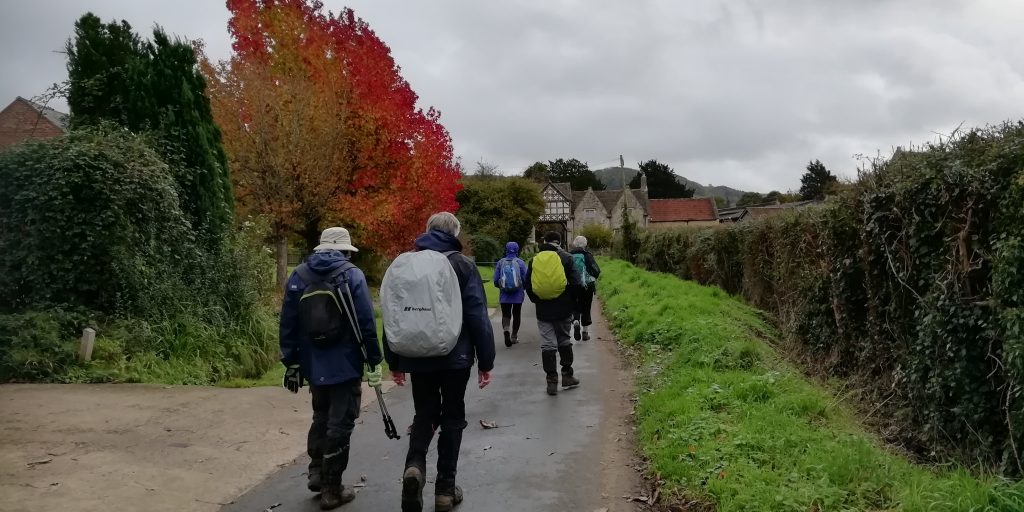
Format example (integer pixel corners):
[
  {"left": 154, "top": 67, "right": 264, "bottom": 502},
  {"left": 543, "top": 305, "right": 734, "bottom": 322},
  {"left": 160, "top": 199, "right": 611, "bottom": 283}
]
[{"left": 532, "top": 251, "right": 567, "bottom": 300}]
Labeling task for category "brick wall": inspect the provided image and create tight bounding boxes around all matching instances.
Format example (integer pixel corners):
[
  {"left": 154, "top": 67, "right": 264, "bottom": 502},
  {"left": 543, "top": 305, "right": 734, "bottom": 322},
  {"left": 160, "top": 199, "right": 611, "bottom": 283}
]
[{"left": 0, "top": 99, "right": 65, "bottom": 150}]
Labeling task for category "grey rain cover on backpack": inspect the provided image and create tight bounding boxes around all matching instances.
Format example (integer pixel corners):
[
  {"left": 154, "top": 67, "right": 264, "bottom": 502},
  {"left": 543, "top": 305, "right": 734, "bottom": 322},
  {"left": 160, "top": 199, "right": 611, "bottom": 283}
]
[{"left": 380, "top": 250, "right": 463, "bottom": 357}]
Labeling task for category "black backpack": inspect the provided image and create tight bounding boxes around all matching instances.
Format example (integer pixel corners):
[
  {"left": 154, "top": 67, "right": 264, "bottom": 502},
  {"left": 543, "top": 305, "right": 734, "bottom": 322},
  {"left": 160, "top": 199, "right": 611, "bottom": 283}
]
[{"left": 294, "top": 263, "right": 354, "bottom": 345}]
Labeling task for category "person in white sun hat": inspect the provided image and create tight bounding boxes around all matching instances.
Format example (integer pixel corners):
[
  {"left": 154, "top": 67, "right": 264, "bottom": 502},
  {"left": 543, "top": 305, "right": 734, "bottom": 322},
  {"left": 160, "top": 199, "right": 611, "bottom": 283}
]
[{"left": 279, "top": 226, "right": 383, "bottom": 510}]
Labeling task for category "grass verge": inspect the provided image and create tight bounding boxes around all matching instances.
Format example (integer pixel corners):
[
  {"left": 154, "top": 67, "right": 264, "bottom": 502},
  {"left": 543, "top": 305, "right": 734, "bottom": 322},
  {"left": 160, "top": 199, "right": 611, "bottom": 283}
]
[
  {"left": 477, "top": 266, "right": 501, "bottom": 308},
  {"left": 596, "top": 258, "right": 1024, "bottom": 511}
]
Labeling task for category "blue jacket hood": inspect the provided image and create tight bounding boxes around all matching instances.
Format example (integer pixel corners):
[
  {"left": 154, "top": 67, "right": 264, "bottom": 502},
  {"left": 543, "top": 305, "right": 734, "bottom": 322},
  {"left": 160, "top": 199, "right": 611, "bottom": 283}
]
[
  {"left": 414, "top": 229, "right": 463, "bottom": 253},
  {"left": 306, "top": 250, "right": 351, "bottom": 274},
  {"left": 504, "top": 241, "right": 520, "bottom": 258}
]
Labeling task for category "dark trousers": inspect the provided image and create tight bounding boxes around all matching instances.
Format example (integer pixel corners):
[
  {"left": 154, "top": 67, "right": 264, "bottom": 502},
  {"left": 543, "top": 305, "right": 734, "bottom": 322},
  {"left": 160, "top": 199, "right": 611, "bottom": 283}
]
[
  {"left": 500, "top": 302, "right": 522, "bottom": 334},
  {"left": 573, "top": 285, "right": 595, "bottom": 326},
  {"left": 405, "top": 368, "right": 472, "bottom": 485},
  {"left": 308, "top": 380, "right": 362, "bottom": 487}
]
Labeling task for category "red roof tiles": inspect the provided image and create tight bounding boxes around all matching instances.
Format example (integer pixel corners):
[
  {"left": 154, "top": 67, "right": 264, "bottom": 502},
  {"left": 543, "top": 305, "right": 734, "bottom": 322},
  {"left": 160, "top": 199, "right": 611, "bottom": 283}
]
[{"left": 648, "top": 198, "right": 718, "bottom": 222}]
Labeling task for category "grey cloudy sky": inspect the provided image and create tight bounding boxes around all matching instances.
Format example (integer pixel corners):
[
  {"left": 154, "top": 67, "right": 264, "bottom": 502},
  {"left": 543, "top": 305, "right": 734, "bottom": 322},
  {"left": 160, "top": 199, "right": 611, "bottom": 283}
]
[{"left": 2, "top": 1, "right": 1023, "bottom": 192}]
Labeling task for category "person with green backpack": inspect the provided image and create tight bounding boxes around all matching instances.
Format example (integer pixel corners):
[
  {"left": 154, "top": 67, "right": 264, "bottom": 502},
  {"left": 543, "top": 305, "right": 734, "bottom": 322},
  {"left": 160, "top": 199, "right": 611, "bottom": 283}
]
[
  {"left": 569, "top": 235, "right": 601, "bottom": 341},
  {"left": 525, "top": 231, "right": 583, "bottom": 396},
  {"left": 279, "top": 227, "right": 383, "bottom": 510}
]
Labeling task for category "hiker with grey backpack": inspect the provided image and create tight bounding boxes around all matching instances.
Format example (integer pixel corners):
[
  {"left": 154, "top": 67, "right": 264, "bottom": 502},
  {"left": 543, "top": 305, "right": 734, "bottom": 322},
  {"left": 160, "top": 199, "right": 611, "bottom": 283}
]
[
  {"left": 279, "top": 227, "right": 384, "bottom": 510},
  {"left": 381, "top": 212, "right": 496, "bottom": 512},
  {"left": 569, "top": 235, "right": 601, "bottom": 341},
  {"left": 492, "top": 241, "right": 527, "bottom": 347}
]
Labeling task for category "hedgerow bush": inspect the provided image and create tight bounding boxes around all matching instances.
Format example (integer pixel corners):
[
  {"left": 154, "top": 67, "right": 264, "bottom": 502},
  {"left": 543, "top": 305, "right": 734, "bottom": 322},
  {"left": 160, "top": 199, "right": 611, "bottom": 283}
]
[
  {"left": 469, "top": 234, "right": 503, "bottom": 263},
  {"left": 632, "top": 122, "right": 1024, "bottom": 473},
  {"left": 0, "top": 128, "right": 198, "bottom": 316},
  {"left": 578, "top": 224, "right": 612, "bottom": 250},
  {"left": 0, "top": 128, "right": 276, "bottom": 384}
]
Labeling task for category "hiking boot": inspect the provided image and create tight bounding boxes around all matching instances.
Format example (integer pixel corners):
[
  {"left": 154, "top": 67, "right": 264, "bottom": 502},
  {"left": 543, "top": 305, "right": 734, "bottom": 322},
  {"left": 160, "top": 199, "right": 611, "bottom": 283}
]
[
  {"left": 320, "top": 486, "right": 355, "bottom": 510},
  {"left": 546, "top": 377, "right": 559, "bottom": 395},
  {"left": 401, "top": 466, "right": 425, "bottom": 512},
  {"left": 435, "top": 484, "right": 464, "bottom": 512},
  {"left": 511, "top": 333, "right": 519, "bottom": 345},
  {"left": 503, "top": 331, "right": 512, "bottom": 348},
  {"left": 307, "top": 469, "right": 322, "bottom": 493},
  {"left": 573, "top": 320, "right": 582, "bottom": 341},
  {"left": 542, "top": 350, "right": 559, "bottom": 396},
  {"left": 558, "top": 345, "right": 579, "bottom": 389},
  {"left": 582, "top": 330, "right": 590, "bottom": 341}
]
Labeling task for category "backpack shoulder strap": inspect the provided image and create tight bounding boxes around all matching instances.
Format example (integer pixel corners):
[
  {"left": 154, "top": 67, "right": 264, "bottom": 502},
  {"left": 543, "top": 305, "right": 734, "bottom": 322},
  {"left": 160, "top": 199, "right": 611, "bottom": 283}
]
[
  {"left": 294, "top": 264, "right": 317, "bottom": 286},
  {"left": 295, "top": 262, "right": 353, "bottom": 287},
  {"left": 327, "top": 262, "right": 354, "bottom": 283}
]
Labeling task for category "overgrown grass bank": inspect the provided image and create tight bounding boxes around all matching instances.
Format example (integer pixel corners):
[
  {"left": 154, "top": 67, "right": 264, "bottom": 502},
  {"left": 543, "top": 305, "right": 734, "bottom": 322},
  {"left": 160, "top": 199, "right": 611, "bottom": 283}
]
[
  {"left": 597, "top": 258, "right": 1024, "bottom": 511},
  {"left": 1, "top": 307, "right": 278, "bottom": 385},
  {"left": 218, "top": 317, "right": 388, "bottom": 388}
]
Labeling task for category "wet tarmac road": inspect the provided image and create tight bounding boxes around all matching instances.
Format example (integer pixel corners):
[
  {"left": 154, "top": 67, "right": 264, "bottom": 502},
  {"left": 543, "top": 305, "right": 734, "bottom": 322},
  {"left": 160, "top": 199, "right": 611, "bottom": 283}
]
[{"left": 223, "top": 299, "right": 639, "bottom": 512}]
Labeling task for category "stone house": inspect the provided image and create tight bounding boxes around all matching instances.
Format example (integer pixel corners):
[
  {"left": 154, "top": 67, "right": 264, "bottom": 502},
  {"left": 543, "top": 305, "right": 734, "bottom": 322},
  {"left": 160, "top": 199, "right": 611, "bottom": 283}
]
[
  {"left": 536, "top": 175, "right": 650, "bottom": 242},
  {"left": 0, "top": 97, "right": 68, "bottom": 150}
]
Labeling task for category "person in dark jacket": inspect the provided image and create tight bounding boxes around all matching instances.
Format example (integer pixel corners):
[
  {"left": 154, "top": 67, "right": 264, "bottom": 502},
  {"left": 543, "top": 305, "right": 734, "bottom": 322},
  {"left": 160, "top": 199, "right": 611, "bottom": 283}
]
[
  {"left": 384, "top": 212, "right": 496, "bottom": 512},
  {"left": 525, "top": 231, "right": 583, "bottom": 396},
  {"left": 569, "top": 235, "right": 602, "bottom": 341},
  {"left": 492, "top": 241, "right": 528, "bottom": 347},
  {"left": 280, "top": 227, "right": 383, "bottom": 510}
]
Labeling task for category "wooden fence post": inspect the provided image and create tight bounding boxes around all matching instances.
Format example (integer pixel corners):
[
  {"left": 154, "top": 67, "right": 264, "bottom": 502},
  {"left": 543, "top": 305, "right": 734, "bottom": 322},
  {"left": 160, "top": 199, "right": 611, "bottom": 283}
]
[{"left": 78, "top": 328, "right": 96, "bottom": 362}]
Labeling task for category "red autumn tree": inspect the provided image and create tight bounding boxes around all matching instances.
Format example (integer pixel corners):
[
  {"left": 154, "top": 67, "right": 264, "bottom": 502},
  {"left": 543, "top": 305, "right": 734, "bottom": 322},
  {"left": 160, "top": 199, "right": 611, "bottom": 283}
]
[{"left": 202, "top": 0, "right": 460, "bottom": 284}]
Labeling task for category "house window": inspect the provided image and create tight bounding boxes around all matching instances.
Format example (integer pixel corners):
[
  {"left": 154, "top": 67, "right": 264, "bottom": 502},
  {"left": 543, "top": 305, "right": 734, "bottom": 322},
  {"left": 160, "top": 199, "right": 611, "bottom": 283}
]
[{"left": 584, "top": 208, "right": 596, "bottom": 221}]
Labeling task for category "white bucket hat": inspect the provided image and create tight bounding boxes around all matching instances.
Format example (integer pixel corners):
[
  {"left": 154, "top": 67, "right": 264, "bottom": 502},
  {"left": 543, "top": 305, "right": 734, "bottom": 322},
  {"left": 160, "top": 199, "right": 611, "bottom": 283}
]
[{"left": 314, "top": 227, "right": 359, "bottom": 253}]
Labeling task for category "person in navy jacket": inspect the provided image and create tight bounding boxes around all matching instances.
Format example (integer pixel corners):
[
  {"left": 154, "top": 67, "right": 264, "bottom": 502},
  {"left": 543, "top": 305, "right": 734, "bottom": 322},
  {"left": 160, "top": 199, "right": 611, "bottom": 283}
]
[
  {"left": 279, "top": 227, "right": 382, "bottom": 509},
  {"left": 384, "top": 212, "right": 496, "bottom": 512}
]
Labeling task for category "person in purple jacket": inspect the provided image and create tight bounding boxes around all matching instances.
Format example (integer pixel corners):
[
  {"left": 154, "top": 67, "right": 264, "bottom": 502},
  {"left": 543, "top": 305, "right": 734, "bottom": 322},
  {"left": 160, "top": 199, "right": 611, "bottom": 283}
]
[{"left": 492, "top": 241, "right": 528, "bottom": 348}]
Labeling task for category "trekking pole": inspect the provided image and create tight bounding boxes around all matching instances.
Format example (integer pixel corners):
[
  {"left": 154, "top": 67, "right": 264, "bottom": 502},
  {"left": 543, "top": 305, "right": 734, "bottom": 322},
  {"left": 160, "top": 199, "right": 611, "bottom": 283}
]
[{"left": 336, "top": 277, "right": 401, "bottom": 440}]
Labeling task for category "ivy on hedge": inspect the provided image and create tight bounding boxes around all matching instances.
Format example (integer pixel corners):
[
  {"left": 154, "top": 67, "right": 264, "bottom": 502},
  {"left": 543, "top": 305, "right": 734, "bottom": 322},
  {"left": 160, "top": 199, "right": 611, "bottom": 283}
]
[
  {"left": 632, "top": 122, "right": 1024, "bottom": 473},
  {"left": 0, "top": 127, "right": 199, "bottom": 316}
]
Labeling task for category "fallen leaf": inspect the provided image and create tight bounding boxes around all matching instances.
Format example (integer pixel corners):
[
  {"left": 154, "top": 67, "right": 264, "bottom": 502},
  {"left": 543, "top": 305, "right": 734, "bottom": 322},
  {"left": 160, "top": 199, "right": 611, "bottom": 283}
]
[
  {"left": 26, "top": 458, "right": 53, "bottom": 467},
  {"left": 263, "top": 504, "right": 282, "bottom": 512},
  {"left": 480, "top": 420, "right": 498, "bottom": 429},
  {"left": 548, "top": 451, "right": 556, "bottom": 456}
]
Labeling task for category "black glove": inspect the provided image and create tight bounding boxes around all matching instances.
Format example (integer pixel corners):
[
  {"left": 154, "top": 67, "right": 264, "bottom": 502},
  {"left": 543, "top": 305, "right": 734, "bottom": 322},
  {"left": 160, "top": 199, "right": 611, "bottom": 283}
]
[{"left": 283, "top": 364, "right": 303, "bottom": 393}]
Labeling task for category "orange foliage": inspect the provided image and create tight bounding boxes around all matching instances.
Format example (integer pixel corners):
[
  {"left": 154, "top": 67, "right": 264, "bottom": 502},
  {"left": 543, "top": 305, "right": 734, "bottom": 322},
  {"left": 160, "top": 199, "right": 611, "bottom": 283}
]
[{"left": 202, "top": 0, "right": 461, "bottom": 256}]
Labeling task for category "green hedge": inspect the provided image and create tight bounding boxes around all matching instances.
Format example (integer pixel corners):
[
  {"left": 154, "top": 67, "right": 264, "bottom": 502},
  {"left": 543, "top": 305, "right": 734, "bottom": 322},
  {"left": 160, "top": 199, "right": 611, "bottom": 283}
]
[
  {"left": 632, "top": 122, "right": 1024, "bottom": 472},
  {"left": 0, "top": 128, "right": 276, "bottom": 384}
]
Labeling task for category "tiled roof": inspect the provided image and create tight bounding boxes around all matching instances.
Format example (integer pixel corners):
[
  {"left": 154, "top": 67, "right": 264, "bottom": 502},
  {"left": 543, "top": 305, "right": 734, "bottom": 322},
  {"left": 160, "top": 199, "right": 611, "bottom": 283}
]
[
  {"left": 19, "top": 97, "right": 68, "bottom": 131},
  {"left": 745, "top": 200, "right": 823, "bottom": 219},
  {"left": 648, "top": 198, "right": 718, "bottom": 222},
  {"left": 593, "top": 190, "right": 623, "bottom": 212},
  {"left": 550, "top": 182, "right": 572, "bottom": 200}
]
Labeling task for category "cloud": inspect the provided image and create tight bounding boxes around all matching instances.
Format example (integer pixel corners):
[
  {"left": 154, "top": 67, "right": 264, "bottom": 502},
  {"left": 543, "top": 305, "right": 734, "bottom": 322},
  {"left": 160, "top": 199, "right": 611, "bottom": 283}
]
[{"left": 2, "top": 0, "right": 1022, "bottom": 192}]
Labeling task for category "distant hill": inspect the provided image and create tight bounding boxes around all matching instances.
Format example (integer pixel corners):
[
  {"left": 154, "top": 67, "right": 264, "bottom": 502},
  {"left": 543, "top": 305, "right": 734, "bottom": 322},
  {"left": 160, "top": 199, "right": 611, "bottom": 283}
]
[{"left": 593, "top": 166, "right": 749, "bottom": 206}]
